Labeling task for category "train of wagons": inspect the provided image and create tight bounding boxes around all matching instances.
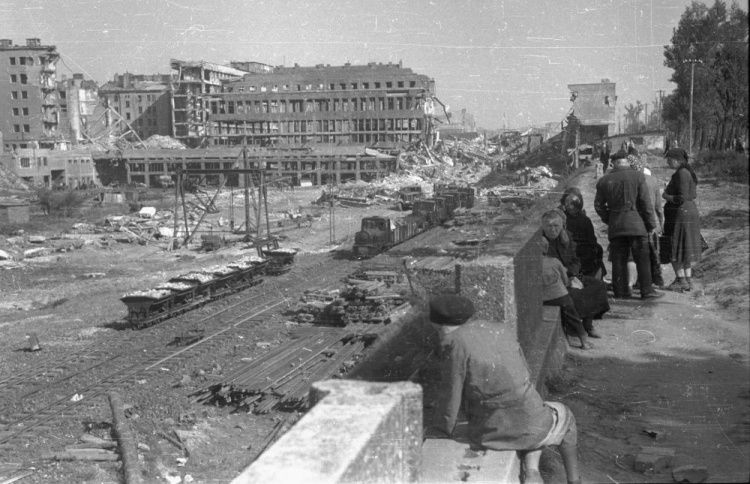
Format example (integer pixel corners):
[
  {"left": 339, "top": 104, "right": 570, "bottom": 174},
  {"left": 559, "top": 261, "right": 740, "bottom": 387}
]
[
  {"left": 352, "top": 185, "right": 475, "bottom": 258},
  {"left": 120, "top": 239, "right": 298, "bottom": 328}
]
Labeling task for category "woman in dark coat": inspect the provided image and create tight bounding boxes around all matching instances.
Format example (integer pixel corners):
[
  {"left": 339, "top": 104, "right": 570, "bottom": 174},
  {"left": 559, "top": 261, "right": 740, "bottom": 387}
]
[
  {"left": 558, "top": 188, "right": 606, "bottom": 279},
  {"left": 542, "top": 211, "right": 610, "bottom": 339},
  {"left": 662, "top": 150, "right": 701, "bottom": 292}
]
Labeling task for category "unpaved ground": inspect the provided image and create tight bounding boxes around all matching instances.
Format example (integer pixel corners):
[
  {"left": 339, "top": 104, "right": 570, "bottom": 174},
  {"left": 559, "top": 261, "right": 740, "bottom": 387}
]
[
  {"left": 0, "top": 187, "right": 400, "bottom": 483},
  {"left": 1, "top": 161, "right": 748, "bottom": 483},
  {"left": 541, "top": 162, "right": 750, "bottom": 484}
]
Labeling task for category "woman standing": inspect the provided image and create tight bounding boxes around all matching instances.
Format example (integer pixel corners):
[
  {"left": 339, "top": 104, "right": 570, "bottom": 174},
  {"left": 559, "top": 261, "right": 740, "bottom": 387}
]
[{"left": 662, "top": 150, "right": 701, "bottom": 291}]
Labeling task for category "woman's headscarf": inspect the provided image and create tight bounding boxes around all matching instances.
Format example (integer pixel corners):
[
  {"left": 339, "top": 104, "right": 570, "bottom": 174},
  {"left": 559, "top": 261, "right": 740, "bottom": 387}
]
[
  {"left": 666, "top": 148, "right": 698, "bottom": 185},
  {"left": 628, "top": 154, "right": 644, "bottom": 172}
]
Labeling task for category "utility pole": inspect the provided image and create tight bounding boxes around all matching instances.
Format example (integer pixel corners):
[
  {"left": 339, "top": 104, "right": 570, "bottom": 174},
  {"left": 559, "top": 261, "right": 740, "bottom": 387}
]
[
  {"left": 644, "top": 103, "right": 648, "bottom": 132},
  {"left": 243, "top": 146, "right": 251, "bottom": 237},
  {"left": 656, "top": 90, "right": 665, "bottom": 131},
  {"left": 685, "top": 45, "right": 703, "bottom": 156}
]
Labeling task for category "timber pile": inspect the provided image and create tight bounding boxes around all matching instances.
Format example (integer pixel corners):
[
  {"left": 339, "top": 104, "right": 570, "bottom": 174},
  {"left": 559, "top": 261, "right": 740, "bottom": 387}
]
[{"left": 295, "top": 278, "right": 407, "bottom": 325}]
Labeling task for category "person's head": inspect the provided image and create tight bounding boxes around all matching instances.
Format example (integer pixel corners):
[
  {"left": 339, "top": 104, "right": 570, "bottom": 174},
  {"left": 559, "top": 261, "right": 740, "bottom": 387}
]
[
  {"left": 611, "top": 151, "right": 630, "bottom": 168},
  {"left": 561, "top": 187, "right": 584, "bottom": 216},
  {"left": 542, "top": 210, "right": 565, "bottom": 240},
  {"left": 665, "top": 148, "right": 688, "bottom": 169},
  {"left": 429, "top": 294, "right": 475, "bottom": 339}
]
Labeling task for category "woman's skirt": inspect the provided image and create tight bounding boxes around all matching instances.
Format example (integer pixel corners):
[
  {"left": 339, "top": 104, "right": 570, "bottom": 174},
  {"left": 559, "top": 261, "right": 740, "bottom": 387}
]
[
  {"left": 568, "top": 276, "right": 610, "bottom": 320},
  {"left": 663, "top": 200, "right": 702, "bottom": 264}
]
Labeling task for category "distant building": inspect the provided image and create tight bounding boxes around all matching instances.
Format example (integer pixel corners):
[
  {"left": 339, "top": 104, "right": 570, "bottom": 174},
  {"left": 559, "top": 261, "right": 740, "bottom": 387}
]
[
  {"left": 57, "top": 74, "right": 102, "bottom": 144},
  {"left": 0, "top": 199, "right": 29, "bottom": 224},
  {"left": 98, "top": 72, "right": 173, "bottom": 141},
  {"left": 170, "top": 59, "right": 251, "bottom": 148},
  {"left": 201, "top": 61, "right": 434, "bottom": 147},
  {"left": 0, "top": 38, "right": 62, "bottom": 151},
  {"left": 568, "top": 80, "right": 617, "bottom": 142},
  {"left": 1, "top": 148, "right": 99, "bottom": 188},
  {"left": 437, "top": 109, "right": 475, "bottom": 137}
]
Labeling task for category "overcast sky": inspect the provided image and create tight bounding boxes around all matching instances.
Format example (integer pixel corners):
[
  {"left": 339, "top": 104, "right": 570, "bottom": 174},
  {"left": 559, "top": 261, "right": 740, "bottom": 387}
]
[{"left": 3, "top": 0, "right": 743, "bottom": 129}]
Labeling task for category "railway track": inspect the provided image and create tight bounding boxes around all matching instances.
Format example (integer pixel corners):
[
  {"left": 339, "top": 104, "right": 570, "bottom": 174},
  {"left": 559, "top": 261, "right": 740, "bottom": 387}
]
[
  {"left": 0, "top": 265, "right": 354, "bottom": 448},
  {"left": 0, "top": 298, "right": 286, "bottom": 447}
]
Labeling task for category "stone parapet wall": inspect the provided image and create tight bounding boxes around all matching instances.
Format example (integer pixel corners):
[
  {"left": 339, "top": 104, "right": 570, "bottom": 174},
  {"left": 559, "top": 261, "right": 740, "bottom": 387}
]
[{"left": 232, "top": 380, "right": 423, "bottom": 484}]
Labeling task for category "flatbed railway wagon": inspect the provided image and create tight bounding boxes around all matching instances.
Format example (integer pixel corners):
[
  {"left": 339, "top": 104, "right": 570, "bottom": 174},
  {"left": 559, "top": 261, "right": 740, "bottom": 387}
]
[{"left": 120, "top": 256, "right": 269, "bottom": 328}]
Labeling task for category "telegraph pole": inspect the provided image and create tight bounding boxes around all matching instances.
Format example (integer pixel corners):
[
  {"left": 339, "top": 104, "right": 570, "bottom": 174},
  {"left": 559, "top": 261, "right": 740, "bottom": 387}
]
[
  {"left": 655, "top": 90, "right": 665, "bottom": 131},
  {"left": 243, "top": 145, "right": 251, "bottom": 237}
]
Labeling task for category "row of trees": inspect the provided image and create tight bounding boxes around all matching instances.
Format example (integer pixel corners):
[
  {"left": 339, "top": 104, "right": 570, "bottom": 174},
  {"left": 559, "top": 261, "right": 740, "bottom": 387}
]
[{"left": 661, "top": 0, "right": 748, "bottom": 151}]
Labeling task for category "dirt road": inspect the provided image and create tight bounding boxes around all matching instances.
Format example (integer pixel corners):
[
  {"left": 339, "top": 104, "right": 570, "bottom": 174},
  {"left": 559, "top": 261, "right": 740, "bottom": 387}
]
[{"left": 542, "top": 165, "right": 750, "bottom": 483}]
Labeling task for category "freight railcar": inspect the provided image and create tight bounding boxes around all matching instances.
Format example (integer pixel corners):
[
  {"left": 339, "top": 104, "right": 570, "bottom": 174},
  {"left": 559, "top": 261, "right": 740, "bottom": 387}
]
[
  {"left": 120, "top": 252, "right": 287, "bottom": 328},
  {"left": 353, "top": 192, "right": 462, "bottom": 258},
  {"left": 434, "top": 185, "right": 476, "bottom": 208}
]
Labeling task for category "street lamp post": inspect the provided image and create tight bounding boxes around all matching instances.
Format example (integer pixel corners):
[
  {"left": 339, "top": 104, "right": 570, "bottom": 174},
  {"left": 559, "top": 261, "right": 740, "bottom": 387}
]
[{"left": 684, "top": 45, "right": 704, "bottom": 156}]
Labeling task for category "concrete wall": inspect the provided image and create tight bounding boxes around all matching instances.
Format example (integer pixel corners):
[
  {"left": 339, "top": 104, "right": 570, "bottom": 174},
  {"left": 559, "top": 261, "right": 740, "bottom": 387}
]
[
  {"left": 232, "top": 380, "right": 423, "bottom": 484},
  {"left": 233, "top": 194, "right": 570, "bottom": 483}
]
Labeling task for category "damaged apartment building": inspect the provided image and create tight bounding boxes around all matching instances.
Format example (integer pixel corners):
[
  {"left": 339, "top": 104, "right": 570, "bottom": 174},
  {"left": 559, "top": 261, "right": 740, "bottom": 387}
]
[
  {"left": 0, "top": 38, "right": 62, "bottom": 151},
  {"left": 171, "top": 60, "right": 435, "bottom": 148}
]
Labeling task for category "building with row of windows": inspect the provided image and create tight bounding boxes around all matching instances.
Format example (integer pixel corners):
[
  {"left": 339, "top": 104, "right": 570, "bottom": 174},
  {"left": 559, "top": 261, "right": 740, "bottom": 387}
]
[
  {"left": 98, "top": 72, "right": 173, "bottom": 141},
  {"left": 0, "top": 38, "right": 61, "bottom": 150},
  {"left": 201, "top": 61, "right": 435, "bottom": 148},
  {"left": 1, "top": 148, "right": 98, "bottom": 188},
  {"left": 2, "top": 40, "right": 437, "bottom": 189}
]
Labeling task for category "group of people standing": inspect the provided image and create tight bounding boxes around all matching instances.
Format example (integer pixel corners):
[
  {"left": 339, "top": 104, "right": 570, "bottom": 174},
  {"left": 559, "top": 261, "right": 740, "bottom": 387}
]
[
  {"left": 423, "top": 143, "right": 703, "bottom": 484},
  {"left": 538, "top": 145, "right": 703, "bottom": 350}
]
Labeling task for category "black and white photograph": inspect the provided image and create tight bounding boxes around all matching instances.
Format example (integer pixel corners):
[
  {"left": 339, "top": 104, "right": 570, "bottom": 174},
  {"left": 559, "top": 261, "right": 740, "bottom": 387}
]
[{"left": 0, "top": 1, "right": 748, "bottom": 483}]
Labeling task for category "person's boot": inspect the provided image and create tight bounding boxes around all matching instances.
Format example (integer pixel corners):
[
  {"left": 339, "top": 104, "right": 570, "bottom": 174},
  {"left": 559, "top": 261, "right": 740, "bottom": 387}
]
[
  {"left": 666, "top": 277, "right": 689, "bottom": 292},
  {"left": 685, "top": 277, "right": 693, "bottom": 291}
]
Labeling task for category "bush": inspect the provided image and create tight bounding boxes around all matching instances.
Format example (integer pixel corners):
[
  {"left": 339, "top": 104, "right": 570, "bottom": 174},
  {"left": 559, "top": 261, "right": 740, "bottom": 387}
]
[
  {"left": 692, "top": 150, "right": 749, "bottom": 183},
  {"left": 36, "top": 188, "right": 87, "bottom": 216}
]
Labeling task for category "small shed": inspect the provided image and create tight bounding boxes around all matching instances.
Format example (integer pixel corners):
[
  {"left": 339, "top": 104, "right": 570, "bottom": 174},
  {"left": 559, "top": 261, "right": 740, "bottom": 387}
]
[{"left": 0, "top": 200, "right": 30, "bottom": 224}]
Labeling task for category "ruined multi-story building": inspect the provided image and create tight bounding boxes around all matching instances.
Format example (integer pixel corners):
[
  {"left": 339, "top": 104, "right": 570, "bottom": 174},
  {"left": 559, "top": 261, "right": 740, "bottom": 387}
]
[
  {"left": 169, "top": 59, "right": 436, "bottom": 148},
  {"left": 56, "top": 74, "right": 102, "bottom": 144},
  {"left": 98, "top": 72, "right": 173, "bottom": 141},
  {"left": 170, "top": 59, "right": 252, "bottom": 148},
  {"left": 203, "top": 61, "right": 435, "bottom": 148},
  {"left": 568, "top": 80, "right": 617, "bottom": 142},
  {"left": 0, "top": 38, "right": 61, "bottom": 151}
]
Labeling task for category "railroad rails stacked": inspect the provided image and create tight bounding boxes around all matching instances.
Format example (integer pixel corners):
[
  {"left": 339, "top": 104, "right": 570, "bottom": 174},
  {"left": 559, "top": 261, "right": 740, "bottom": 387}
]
[{"left": 193, "top": 267, "right": 412, "bottom": 414}]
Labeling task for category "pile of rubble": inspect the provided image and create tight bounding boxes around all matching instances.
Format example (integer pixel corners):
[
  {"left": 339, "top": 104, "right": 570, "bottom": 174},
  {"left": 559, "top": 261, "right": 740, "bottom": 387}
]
[
  {"left": 0, "top": 232, "right": 90, "bottom": 268},
  {"left": 0, "top": 164, "right": 32, "bottom": 192}
]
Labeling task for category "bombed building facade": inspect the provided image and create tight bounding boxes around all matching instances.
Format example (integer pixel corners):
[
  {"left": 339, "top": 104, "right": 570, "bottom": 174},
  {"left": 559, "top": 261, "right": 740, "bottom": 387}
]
[
  {"left": 0, "top": 38, "right": 61, "bottom": 151},
  {"left": 568, "top": 80, "right": 617, "bottom": 143},
  {"left": 198, "top": 61, "right": 435, "bottom": 148},
  {"left": 98, "top": 73, "right": 173, "bottom": 141}
]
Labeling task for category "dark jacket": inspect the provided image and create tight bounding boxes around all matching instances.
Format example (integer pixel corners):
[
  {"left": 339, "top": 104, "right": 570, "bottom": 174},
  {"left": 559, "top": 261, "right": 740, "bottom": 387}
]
[
  {"left": 434, "top": 319, "right": 553, "bottom": 450},
  {"left": 564, "top": 211, "right": 604, "bottom": 277},
  {"left": 594, "top": 165, "right": 657, "bottom": 238}
]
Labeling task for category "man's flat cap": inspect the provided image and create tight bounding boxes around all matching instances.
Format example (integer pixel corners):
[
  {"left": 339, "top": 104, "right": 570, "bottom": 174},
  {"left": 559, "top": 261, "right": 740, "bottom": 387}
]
[
  {"left": 610, "top": 150, "right": 628, "bottom": 161},
  {"left": 429, "top": 295, "right": 475, "bottom": 326}
]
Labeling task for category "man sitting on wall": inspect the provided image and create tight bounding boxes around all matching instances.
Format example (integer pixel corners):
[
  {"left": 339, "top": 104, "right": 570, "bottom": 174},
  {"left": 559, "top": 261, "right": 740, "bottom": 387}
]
[{"left": 425, "top": 294, "right": 582, "bottom": 484}]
